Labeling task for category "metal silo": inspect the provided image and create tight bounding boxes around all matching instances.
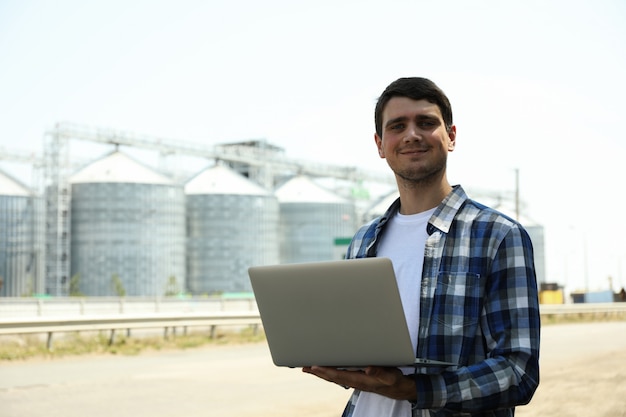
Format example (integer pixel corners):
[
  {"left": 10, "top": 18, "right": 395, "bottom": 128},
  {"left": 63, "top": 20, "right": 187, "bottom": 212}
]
[
  {"left": 69, "top": 151, "right": 186, "bottom": 297},
  {"left": 275, "top": 175, "right": 357, "bottom": 264},
  {"left": 0, "top": 169, "right": 42, "bottom": 297},
  {"left": 185, "top": 164, "right": 279, "bottom": 294}
]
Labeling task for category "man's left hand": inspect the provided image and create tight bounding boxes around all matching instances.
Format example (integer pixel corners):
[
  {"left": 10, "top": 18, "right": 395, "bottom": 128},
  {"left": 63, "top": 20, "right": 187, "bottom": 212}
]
[{"left": 302, "top": 366, "right": 416, "bottom": 401}]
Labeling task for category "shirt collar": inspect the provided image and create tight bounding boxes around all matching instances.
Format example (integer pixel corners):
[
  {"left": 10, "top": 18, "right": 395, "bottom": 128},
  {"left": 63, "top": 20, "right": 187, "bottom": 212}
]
[{"left": 377, "top": 185, "right": 468, "bottom": 235}]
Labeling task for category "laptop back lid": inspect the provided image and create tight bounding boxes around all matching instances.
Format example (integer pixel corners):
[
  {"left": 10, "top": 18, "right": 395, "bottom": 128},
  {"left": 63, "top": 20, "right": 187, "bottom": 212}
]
[{"left": 248, "top": 257, "right": 417, "bottom": 368}]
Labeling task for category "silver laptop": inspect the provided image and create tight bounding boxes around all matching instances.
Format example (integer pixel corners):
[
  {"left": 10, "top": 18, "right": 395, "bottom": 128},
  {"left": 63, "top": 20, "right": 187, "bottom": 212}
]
[{"left": 248, "top": 257, "right": 454, "bottom": 368}]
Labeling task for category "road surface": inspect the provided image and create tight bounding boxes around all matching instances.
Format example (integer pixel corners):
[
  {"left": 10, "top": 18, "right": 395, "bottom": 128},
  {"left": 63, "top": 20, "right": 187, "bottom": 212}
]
[{"left": 1, "top": 321, "right": 625, "bottom": 417}]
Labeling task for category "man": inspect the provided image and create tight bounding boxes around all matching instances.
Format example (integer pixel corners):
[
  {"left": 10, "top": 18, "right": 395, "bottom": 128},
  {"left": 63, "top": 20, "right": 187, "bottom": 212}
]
[{"left": 303, "top": 77, "right": 540, "bottom": 417}]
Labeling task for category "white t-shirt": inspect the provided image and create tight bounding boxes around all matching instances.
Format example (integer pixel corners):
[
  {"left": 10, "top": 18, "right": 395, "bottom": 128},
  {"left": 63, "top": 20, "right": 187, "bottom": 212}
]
[{"left": 352, "top": 207, "right": 435, "bottom": 417}]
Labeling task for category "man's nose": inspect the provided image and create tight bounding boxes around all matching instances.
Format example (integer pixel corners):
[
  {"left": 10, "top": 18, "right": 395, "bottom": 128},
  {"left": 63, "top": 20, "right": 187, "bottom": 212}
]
[{"left": 403, "top": 124, "right": 422, "bottom": 142}]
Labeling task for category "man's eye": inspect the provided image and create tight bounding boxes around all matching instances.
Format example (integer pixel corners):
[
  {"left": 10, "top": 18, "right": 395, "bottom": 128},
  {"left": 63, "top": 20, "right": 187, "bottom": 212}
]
[{"left": 390, "top": 124, "right": 405, "bottom": 130}]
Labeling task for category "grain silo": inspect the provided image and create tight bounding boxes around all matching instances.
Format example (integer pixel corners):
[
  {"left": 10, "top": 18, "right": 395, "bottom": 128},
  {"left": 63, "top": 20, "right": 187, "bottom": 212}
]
[
  {"left": 275, "top": 175, "right": 357, "bottom": 264},
  {"left": 0, "top": 169, "right": 42, "bottom": 297},
  {"left": 185, "top": 164, "right": 279, "bottom": 294},
  {"left": 69, "top": 151, "right": 186, "bottom": 297}
]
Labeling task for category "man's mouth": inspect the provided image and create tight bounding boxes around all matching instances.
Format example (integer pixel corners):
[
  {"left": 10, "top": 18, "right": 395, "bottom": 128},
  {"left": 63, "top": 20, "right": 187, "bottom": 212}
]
[{"left": 399, "top": 147, "right": 428, "bottom": 155}]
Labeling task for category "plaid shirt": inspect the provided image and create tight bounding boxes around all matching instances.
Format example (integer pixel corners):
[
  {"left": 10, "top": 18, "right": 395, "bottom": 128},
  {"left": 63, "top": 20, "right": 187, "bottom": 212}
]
[{"left": 342, "top": 185, "right": 540, "bottom": 417}]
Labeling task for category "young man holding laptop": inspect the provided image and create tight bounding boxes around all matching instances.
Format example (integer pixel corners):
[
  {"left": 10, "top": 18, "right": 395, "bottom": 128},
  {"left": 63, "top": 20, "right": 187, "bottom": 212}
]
[{"left": 302, "top": 77, "right": 540, "bottom": 417}]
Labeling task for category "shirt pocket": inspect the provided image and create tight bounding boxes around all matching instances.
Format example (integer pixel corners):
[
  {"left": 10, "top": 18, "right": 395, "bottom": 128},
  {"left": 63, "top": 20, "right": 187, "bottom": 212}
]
[{"left": 432, "top": 272, "right": 482, "bottom": 333}]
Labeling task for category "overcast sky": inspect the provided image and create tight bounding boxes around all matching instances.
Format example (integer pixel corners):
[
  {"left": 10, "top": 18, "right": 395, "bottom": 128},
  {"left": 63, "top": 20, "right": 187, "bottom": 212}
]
[{"left": 1, "top": 0, "right": 625, "bottom": 293}]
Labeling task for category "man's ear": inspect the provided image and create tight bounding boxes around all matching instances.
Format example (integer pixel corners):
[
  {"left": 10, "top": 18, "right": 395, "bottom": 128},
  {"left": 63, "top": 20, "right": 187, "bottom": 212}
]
[
  {"left": 375, "top": 133, "right": 385, "bottom": 158},
  {"left": 447, "top": 125, "right": 457, "bottom": 151}
]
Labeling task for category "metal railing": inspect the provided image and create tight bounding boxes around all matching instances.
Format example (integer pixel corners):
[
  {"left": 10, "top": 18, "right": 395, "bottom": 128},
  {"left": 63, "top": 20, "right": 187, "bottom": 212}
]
[
  {"left": 0, "top": 312, "right": 262, "bottom": 350},
  {"left": 0, "top": 296, "right": 258, "bottom": 318},
  {"left": 2, "top": 303, "right": 625, "bottom": 351},
  {"left": 540, "top": 302, "right": 626, "bottom": 317}
]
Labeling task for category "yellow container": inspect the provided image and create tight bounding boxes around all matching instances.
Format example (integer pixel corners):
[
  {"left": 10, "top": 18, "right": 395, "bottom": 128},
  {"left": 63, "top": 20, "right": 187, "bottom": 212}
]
[{"left": 539, "top": 290, "right": 564, "bottom": 304}]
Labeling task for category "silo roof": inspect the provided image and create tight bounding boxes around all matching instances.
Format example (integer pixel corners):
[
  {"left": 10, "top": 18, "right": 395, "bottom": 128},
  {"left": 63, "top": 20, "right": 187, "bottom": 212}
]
[
  {"left": 185, "top": 164, "right": 270, "bottom": 195},
  {"left": 275, "top": 175, "right": 347, "bottom": 203},
  {"left": 70, "top": 151, "right": 173, "bottom": 184},
  {"left": 0, "top": 169, "right": 31, "bottom": 196}
]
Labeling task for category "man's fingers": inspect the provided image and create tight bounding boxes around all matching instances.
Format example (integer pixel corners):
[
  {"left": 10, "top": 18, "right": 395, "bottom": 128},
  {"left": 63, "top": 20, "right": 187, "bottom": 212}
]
[{"left": 365, "top": 366, "right": 402, "bottom": 386}]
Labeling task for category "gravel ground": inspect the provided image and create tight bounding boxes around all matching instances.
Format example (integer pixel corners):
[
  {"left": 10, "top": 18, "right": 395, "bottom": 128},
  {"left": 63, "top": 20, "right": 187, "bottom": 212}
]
[
  {"left": 517, "top": 321, "right": 626, "bottom": 417},
  {"left": 1, "top": 321, "right": 625, "bottom": 417}
]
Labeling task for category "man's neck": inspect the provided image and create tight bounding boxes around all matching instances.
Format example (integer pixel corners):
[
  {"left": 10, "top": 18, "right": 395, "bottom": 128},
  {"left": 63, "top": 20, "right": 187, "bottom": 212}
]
[{"left": 395, "top": 177, "right": 452, "bottom": 215}]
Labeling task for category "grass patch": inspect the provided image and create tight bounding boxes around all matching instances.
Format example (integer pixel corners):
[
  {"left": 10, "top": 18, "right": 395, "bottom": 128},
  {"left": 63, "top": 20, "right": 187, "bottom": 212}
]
[{"left": 0, "top": 326, "right": 266, "bottom": 362}]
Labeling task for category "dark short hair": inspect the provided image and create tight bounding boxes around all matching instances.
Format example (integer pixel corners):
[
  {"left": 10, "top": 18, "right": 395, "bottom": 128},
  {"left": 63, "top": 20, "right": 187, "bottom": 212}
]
[{"left": 375, "top": 77, "right": 453, "bottom": 137}]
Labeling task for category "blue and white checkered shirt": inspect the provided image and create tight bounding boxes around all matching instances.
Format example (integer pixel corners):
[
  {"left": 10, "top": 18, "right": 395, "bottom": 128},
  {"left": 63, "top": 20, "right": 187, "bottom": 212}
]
[{"left": 342, "top": 185, "right": 540, "bottom": 417}]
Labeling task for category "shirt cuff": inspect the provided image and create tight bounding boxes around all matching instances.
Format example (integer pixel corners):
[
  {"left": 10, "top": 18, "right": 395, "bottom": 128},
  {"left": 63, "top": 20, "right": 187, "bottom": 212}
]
[{"left": 411, "top": 373, "right": 447, "bottom": 410}]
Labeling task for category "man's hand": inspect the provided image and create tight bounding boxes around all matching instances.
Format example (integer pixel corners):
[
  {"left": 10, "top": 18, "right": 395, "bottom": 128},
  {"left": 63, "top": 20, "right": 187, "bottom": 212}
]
[{"left": 302, "top": 366, "right": 416, "bottom": 401}]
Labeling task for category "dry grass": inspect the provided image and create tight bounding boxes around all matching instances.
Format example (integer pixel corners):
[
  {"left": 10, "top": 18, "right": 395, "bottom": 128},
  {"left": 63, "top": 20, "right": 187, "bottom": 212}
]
[{"left": 0, "top": 326, "right": 266, "bottom": 361}]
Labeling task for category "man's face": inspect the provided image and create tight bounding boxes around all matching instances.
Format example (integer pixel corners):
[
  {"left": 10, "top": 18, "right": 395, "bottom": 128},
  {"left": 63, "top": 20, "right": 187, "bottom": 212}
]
[{"left": 375, "top": 97, "right": 456, "bottom": 185}]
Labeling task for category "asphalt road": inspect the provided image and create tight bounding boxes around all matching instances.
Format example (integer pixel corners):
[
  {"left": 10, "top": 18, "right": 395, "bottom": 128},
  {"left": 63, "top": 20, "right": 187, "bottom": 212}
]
[{"left": 1, "top": 321, "right": 625, "bottom": 417}]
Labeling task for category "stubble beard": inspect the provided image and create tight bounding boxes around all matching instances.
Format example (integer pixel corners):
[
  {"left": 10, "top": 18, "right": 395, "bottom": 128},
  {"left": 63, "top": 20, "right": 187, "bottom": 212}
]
[{"left": 392, "top": 159, "right": 447, "bottom": 189}]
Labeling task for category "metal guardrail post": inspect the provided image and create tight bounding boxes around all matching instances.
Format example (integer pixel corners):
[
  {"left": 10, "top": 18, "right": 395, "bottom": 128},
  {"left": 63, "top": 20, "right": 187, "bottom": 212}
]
[{"left": 46, "top": 331, "right": 53, "bottom": 351}]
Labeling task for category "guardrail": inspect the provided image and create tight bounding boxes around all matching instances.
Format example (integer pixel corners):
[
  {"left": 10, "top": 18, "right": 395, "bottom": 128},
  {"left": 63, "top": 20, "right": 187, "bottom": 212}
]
[
  {"left": 0, "top": 312, "right": 262, "bottom": 350},
  {"left": 0, "top": 296, "right": 257, "bottom": 318},
  {"left": 540, "top": 302, "right": 626, "bottom": 317},
  {"left": 1, "top": 303, "right": 625, "bottom": 351}
]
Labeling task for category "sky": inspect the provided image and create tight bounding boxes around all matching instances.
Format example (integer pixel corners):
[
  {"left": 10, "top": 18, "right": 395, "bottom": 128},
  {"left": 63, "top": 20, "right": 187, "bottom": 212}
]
[{"left": 1, "top": 0, "right": 625, "bottom": 295}]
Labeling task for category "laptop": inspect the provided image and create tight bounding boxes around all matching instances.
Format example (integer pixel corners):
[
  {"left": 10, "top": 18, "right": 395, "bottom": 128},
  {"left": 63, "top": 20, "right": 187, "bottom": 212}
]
[{"left": 248, "top": 257, "right": 455, "bottom": 368}]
